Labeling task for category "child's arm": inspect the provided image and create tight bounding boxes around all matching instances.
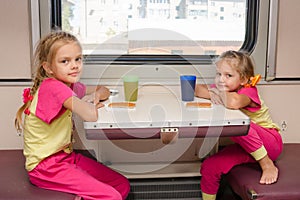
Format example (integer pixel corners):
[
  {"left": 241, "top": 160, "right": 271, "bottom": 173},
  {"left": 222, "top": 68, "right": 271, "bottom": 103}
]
[
  {"left": 86, "top": 85, "right": 110, "bottom": 101},
  {"left": 219, "top": 91, "right": 252, "bottom": 109},
  {"left": 195, "top": 84, "right": 210, "bottom": 99},
  {"left": 195, "top": 84, "right": 223, "bottom": 104},
  {"left": 63, "top": 84, "right": 110, "bottom": 122},
  {"left": 63, "top": 96, "right": 100, "bottom": 122},
  {"left": 84, "top": 85, "right": 110, "bottom": 102}
]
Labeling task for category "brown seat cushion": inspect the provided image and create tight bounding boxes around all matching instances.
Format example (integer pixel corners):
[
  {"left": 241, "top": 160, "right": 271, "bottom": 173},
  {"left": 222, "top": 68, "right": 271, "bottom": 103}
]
[
  {"left": 0, "top": 150, "right": 76, "bottom": 200},
  {"left": 225, "top": 143, "right": 300, "bottom": 200}
]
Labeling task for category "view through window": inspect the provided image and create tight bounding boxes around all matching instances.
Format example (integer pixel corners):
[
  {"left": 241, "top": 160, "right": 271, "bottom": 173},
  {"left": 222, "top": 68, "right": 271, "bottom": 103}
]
[{"left": 61, "top": 0, "right": 247, "bottom": 56}]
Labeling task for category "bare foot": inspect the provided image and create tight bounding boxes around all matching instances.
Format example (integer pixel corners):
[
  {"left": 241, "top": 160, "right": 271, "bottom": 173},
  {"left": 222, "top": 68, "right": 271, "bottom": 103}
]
[{"left": 258, "top": 155, "right": 278, "bottom": 184}]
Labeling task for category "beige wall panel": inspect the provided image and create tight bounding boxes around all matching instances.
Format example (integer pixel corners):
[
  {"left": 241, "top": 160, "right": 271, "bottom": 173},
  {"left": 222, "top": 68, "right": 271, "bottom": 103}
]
[
  {"left": 258, "top": 84, "right": 300, "bottom": 143},
  {"left": 0, "top": 86, "right": 24, "bottom": 149},
  {"left": 0, "top": 0, "right": 31, "bottom": 79}
]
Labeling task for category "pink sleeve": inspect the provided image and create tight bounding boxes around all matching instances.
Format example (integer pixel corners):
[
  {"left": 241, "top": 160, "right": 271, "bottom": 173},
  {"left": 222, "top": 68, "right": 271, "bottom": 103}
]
[
  {"left": 36, "top": 78, "right": 76, "bottom": 124},
  {"left": 72, "top": 82, "right": 86, "bottom": 99},
  {"left": 238, "top": 86, "right": 261, "bottom": 112}
]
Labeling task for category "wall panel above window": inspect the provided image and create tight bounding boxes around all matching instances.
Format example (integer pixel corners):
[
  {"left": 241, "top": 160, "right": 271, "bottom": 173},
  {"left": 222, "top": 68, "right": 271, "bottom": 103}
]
[{"left": 0, "top": 0, "right": 31, "bottom": 80}]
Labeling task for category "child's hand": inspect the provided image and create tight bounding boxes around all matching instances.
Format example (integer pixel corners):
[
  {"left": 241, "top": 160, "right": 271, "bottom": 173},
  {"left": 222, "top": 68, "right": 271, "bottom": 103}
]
[
  {"left": 81, "top": 95, "right": 105, "bottom": 109},
  {"left": 95, "top": 86, "right": 110, "bottom": 102},
  {"left": 194, "top": 84, "right": 211, "bottom": 99},
  {"left": 208, "top": 88, "right": 224, "bottom": 105},
  {"left": 82, "top": 86, "right": 110, "bottom": 104},
  {"left": 95, "top": 102, "right": 105, "bottom": 109}
]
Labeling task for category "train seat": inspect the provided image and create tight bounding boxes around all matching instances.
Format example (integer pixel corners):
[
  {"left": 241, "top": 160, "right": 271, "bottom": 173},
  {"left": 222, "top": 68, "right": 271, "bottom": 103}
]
[
  {"left": 225, "top": 143, "right": 300, "bottom": 200},
  {"left": 0, "top": 149, "right": 95, "bottom": 200}
]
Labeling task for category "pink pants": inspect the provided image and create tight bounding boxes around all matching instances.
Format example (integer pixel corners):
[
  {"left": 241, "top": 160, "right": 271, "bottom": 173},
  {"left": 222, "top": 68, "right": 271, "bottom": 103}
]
[
  {"left": 28, "top": 151, "right": 130, "bottom": 200},
  {"left": 200, "top": 122, "right": 283, "bottom": 195}
]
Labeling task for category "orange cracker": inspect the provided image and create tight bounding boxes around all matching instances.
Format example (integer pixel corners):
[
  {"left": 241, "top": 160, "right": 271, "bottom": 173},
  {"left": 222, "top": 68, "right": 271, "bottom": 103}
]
[
  {"left": 186, "top": 102, "right": 212, "bottom": 108},
  {"left": 108, "top": 102, "right": 136, "bottom": 109}
]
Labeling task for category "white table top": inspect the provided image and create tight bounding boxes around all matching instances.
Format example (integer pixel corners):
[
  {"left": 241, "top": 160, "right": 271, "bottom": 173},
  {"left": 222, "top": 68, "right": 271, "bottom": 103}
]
[{"left": 84, "top": 85, "right": 250, "bottom": 140}]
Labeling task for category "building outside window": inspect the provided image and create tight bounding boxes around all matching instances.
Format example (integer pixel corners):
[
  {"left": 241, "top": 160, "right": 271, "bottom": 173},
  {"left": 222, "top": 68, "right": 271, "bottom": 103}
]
[{"left": 61, "top": 0, "right": 248, "bottom": 56}]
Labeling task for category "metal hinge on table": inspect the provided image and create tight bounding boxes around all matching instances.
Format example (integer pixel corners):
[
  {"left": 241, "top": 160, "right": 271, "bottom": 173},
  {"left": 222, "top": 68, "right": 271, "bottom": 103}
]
[
  {"left": 160, "top": 128, "right": 179, "bottom": 144},
  {"left": 161, "top": 128, "right": 179, "bottom": 133}
]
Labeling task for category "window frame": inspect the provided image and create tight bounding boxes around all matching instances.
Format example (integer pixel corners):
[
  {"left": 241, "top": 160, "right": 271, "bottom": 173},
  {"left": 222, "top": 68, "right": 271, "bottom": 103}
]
[{"left": 50, "top": 0, "right": 259, "bottom": 66}]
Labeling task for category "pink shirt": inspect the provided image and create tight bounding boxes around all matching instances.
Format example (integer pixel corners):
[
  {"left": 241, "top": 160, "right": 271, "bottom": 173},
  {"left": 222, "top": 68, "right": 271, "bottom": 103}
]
[
  {"left": 238, "top": 86, "right": 261, "bottom": 112},
  {"left": 35, "top": 78, "right": 86, "bottom": 123},
  {"left": 237, "top": 86, "right": 279, "bottom": 130}
]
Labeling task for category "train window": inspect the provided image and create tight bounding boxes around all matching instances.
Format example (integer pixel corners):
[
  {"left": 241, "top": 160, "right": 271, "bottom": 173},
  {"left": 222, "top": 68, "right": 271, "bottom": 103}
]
[{"left": 50, "top": 0, "right": 258, "bottom": 64}]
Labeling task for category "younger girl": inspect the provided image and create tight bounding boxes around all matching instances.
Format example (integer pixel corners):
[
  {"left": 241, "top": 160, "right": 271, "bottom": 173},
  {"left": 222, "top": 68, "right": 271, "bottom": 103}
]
[
  {"left": 15, "top": 31, "right": 130, "bottom": 200},
  {"left": 195, "top": 50, "right": 283, "bottom": 200}
]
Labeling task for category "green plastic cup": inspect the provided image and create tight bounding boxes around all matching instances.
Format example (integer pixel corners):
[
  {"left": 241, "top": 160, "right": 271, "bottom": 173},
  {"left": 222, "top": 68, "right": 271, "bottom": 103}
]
[{"left": 123, "top": 75, "right": 139, "bottom": 102}]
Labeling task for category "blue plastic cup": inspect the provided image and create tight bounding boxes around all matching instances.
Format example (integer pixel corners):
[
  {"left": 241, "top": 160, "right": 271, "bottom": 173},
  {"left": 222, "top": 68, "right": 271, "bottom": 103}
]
[{"left": 180, "top": 75, "right": 196, "bottom": 101}]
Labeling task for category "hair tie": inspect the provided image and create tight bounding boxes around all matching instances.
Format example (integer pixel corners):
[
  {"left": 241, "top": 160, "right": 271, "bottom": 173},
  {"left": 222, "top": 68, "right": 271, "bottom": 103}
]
[
  {"left": 23, "top": 88, "right": 33, "bottom": 103},
  {"left": 244, "top": 74, "right": 261, "bottom": 88},
  {"left": 24, "top": 108, "right": 31, "bottom": 115},
  {"left": 23, "top": 88, "right": 33, "bottom": 115}
]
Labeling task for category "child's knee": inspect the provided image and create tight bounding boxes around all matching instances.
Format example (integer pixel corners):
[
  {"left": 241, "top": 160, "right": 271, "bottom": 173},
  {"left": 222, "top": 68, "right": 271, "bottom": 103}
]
[
  {"left": 201, "top": 157, "right": 214, "bottom": 174},
  {"left": 118, "top": 176, "right": 131, "bottom": 199},
  {"left": 200, "top": 156, "right": 223, "bottom": 175},
  {"left": 95, "top": 188, "right": 123, "bottom": 200},
  {"left": 110, "top": 191, "right": 123, "bottom": 200}
]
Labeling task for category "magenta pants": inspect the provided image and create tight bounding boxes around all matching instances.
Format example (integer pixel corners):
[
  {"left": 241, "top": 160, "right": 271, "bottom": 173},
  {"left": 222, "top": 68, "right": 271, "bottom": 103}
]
[
  {"left": 28, "top": 151, "right": 130, "bottom": 200},
  {"left": 200, "top": 122, "right": 283, "bottom": 195}
]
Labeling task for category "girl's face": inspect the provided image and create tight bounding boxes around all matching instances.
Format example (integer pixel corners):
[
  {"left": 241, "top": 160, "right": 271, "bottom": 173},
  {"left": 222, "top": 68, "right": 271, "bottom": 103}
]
[
  {"left": 215, "top": 60, "right": 247, "bottom": 92},
  {"left": 44, "top": 41, "right": 83, "bottom": 86}
]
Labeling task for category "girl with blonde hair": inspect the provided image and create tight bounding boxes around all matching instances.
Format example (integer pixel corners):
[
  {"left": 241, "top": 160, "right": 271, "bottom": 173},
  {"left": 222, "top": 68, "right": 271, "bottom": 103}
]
[
  {"left": 195, "top": 50, "right": 283, "bottom": 200},
  {"left": 15, "top": 31, "right": 130, "bottom": 200}
]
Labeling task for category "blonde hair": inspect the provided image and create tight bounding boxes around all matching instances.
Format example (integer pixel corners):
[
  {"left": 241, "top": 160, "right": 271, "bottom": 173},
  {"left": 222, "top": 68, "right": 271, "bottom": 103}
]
[
  {"left": 15, "top": 31, "right": 81, "bottom": 132},
  {"left": 216, "top": 50, "right": 255, "bottom": 81}
]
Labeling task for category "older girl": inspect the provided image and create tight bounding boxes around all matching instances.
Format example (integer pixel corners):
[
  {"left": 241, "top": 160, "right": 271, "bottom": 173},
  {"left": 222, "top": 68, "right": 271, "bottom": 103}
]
[
  {"left": 195, "top": 50, "right": 283, "bottom": 200},
  {"left": 15, "top": 31, "right": 130, "bottom": 200}
]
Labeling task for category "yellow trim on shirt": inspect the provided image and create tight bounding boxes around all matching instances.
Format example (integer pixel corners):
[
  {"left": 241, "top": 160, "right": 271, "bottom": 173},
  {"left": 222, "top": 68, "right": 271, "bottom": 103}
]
[
  {"left": 202, "top": 192, "right": 216, "bottom": 200},
  {"left": 250, "top": 146, "right": 267, "bottom": 161},
  {"left": 241, "top": 98, "right": 280, "bottom": 131}
]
